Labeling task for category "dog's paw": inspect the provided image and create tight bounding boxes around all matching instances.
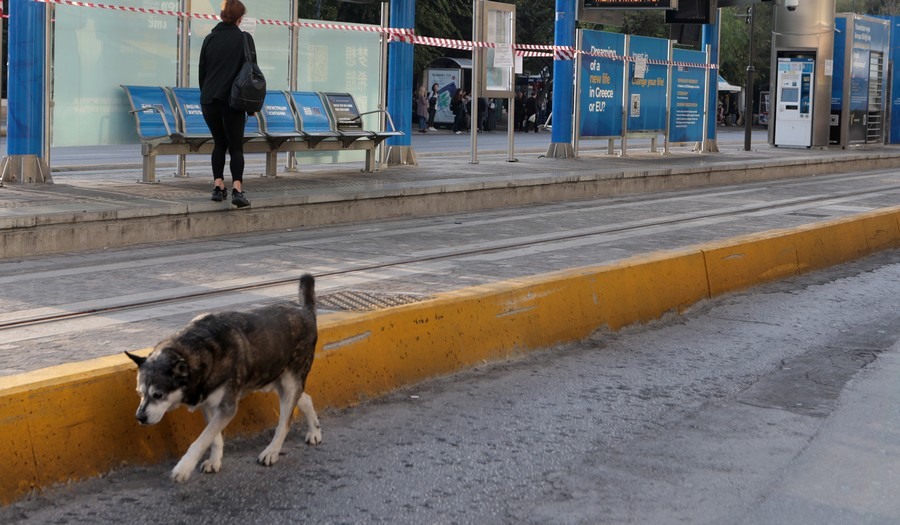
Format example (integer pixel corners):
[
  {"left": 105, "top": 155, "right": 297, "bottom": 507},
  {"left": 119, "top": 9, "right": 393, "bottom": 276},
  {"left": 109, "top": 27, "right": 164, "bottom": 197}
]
[
  {"left": 170, "top": 462, "right": 194, "bottom": 483},
  {"left": 257, "top": 447, "right": 282, "bottom": 466},
  {"left": 200, "top": 458, "right": 222, "bottom": 474},
  {"left": 305, "top": 428, "right": 322, "bottom": 445}
]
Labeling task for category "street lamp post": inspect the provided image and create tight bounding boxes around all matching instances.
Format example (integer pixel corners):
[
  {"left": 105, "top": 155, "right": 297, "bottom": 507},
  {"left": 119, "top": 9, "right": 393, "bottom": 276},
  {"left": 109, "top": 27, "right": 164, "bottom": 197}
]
[{"left": 744, "top": 5, "right": 755, "bottom": 151}]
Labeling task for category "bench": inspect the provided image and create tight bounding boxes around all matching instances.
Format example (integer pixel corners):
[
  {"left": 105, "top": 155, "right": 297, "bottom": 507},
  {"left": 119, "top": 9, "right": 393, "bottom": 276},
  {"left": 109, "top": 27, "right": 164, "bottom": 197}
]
[
  {"left": 320, "top": 92, "right": 403, "bottom": 149},
  {"left": 287, "top": 91, "right": 402, "bottom": 172},
  {"left": 121, "top": 85, "right": 403, "bottom": 183}
]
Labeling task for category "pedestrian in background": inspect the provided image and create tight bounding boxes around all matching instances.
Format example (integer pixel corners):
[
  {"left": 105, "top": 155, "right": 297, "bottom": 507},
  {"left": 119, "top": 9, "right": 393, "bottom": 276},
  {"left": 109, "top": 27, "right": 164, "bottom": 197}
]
[
  {"left": 477, "top": 97, "right": 487, "bottom": 133},
  {"left": 427, "top": 83, "right": 439, "bottom": 131},
  {"left": 416, "top": 86, "right": 429, "bottom": 133},
  {"left": 525, "top": 91, "right": 538, "bottom": 132},
  {"left": 514, "top": 91, "right": 526, "bottom": 131},
  {"left": 451, "top": 88, "right": 467, "bottom": 134},
  {"left": 199, "top": 0, "right": 253, "bottom": 208}
]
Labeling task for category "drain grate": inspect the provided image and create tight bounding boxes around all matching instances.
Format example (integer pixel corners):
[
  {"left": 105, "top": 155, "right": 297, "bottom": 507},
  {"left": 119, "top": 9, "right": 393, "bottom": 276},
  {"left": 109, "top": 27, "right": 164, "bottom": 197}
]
[{"left": 318, "top": 290, "right": 432, "bottom": 312}]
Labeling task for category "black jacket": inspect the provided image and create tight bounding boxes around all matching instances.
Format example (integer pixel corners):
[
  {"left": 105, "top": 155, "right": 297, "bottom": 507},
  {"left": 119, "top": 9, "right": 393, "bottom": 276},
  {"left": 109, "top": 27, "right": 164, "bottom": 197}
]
[{"left": 198, "top": 22, "right": 257, "bottom": 104}]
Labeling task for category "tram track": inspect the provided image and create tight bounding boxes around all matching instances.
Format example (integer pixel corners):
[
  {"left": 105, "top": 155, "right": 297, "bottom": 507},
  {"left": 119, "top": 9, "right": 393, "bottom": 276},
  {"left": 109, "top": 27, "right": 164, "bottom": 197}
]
[{"left": 3, "top": 182, "right": 899, "bottom": 334}]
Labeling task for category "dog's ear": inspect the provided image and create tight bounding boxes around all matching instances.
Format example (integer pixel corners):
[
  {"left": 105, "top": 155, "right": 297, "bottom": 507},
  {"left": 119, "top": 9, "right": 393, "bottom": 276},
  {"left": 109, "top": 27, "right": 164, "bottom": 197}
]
[
  {"left": 124, "top": 351, "right": 146, "bottom": 367},
  {"left": 173, "top": 359, "right": 189, "bottom": 379}
]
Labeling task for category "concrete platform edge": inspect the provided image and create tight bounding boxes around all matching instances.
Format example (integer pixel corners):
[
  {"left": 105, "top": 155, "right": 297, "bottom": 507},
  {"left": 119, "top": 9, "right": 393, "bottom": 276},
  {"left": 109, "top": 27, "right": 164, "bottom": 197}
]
[
  {"left": 1, "top": 206, "right": 899, "bottom": 504},
  {"left": 3, "top": 152, "right": 900, "bottom": 260}
]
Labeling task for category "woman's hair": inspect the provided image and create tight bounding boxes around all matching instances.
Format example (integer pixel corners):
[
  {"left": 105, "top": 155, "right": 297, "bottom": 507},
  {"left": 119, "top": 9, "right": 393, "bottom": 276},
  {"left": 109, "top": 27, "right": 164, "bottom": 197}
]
[{"left": 220, "top": 0, "right": 246, "bottom": 24}]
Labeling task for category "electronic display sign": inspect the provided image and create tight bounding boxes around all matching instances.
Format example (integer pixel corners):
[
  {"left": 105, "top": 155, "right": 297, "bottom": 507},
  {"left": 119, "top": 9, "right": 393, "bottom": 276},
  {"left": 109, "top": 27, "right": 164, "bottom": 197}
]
[{"left": 584, "top": 0, "right": 676, "bottom": 9}]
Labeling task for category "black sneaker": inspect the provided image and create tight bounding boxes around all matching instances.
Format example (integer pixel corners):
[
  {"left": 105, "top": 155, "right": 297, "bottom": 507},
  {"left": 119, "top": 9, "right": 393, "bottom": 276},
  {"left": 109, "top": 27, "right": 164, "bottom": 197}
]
[
  {"left": 211, "top": 186, "right": 227, "bottom": 202},
  {"left": 232, "top": 189, "right": 250, "bottom": 208}
]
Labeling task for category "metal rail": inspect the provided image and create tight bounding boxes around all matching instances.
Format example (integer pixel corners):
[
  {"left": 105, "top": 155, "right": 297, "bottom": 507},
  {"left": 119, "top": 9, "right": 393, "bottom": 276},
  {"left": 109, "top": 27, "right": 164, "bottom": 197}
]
[{"left": 2, "top": 184, "right": 899, "bottom": 332}]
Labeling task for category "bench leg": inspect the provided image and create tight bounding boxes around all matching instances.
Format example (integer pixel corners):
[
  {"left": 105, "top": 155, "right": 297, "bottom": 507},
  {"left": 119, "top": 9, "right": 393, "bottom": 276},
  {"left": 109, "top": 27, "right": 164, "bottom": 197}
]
[
  {"left": 264, "top": 151, "right": 278, "bottom": 178},
  {"left": 364, "top": 149, "right": 377, "bottom": 173},
  {"left": 175, "top": 154, "right": 189, "bottom": 178},
  {"left": 141, "top": 150, "right": 158, "bottom": 184}
]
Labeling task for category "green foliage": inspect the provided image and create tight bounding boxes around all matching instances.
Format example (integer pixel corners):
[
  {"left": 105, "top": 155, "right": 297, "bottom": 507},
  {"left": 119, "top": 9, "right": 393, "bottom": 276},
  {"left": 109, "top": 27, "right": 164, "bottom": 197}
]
[
  {"left": 718, "top": 5, "right": 772, "bottom": 100},
  {"left": 621, "top": 10, "right": 669, "bottom": 39},
  {"left": 414, "top": 0, "right": 472, "bottom": 82},
  {"left": 836, "top": 0, "right": 900, "bottom": 15}
]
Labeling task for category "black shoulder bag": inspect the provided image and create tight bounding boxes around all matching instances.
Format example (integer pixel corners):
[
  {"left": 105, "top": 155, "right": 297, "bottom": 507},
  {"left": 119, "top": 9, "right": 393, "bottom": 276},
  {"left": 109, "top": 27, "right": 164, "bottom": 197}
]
[{"left": 229, "top": 32, "right": 266, "bottom": 113}]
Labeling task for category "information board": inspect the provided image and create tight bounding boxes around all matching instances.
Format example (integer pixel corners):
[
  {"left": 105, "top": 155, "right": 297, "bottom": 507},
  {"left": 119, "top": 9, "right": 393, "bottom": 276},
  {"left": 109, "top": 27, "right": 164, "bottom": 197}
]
[
  {"left": 668, "top": 48, "right": 706, "bottom": 143},
  {"left": 627, "top": 35, "right": 668, "bottom": 133},
  {"left": 578, "top": 30, "right": 625, "bottom": 138}
]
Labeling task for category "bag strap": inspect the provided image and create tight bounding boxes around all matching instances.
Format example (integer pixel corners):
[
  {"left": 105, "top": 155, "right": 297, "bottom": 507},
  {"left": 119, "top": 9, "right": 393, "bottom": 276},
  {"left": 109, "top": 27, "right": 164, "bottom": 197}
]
[{"left": 241, "top": 32, "right": 253, "bottom": 63}]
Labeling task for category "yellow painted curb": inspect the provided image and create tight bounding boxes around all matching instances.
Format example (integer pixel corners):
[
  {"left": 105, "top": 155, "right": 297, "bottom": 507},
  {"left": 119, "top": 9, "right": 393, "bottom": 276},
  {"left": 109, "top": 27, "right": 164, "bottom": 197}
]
[{"left": 2, "top": 206, "right": 899, "bottom": 504}]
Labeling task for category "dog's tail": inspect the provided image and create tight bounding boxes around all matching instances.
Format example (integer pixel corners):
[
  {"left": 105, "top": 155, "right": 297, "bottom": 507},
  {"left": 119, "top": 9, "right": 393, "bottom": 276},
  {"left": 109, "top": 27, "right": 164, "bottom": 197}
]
[{"left": 299, "top": 273, "right": 316, "bottom": 310}]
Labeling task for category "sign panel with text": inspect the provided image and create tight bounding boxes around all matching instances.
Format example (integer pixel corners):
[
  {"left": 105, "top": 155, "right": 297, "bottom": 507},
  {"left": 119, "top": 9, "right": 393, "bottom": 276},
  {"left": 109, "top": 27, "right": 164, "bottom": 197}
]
[
  {"left": 668, "top": 48, "right": 706, "bottom": 143},
  {"left": 480, "top": 1, "right": 516, "bottom": 98},
  {"left": 578, "top": 30, "right": 626, "bottom": 138},
  {"left": 627, "top": 35, "right": 668, "bottom": 133}
]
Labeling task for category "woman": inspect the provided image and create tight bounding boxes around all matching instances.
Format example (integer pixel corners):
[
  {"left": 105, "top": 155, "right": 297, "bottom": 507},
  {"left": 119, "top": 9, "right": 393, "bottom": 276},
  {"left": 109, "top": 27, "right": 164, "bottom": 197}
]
[
  {"left": 451, "top": 88, "right": 467, "bottom": 134},
  {"left": 415, "top": 86, "right": 429, "bottom": 133},
  {"left": 198, "top": 0, "right": 255, "bottom": 208},
  {"left": 426, "top": 83, "right": 439, "bottom": 130}
]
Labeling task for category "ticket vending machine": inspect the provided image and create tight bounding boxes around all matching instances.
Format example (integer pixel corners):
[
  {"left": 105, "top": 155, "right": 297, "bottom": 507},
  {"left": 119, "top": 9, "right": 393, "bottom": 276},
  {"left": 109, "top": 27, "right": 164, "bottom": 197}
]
[{"left": 774, "top": 56, "right": 815, "bottom": 147}]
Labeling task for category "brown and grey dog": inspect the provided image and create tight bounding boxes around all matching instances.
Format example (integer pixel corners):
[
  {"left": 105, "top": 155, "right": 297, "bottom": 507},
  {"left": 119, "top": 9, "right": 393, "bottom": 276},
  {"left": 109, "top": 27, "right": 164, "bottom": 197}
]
[{"left": 125, "top": 273, "right": 322, "bottom": 482}]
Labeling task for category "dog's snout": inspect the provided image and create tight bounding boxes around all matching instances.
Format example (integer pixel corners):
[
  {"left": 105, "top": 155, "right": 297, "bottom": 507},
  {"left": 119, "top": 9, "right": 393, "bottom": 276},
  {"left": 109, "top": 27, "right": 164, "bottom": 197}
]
[{"left": 136, "top": 410, "right": 148, "bottom": 425}]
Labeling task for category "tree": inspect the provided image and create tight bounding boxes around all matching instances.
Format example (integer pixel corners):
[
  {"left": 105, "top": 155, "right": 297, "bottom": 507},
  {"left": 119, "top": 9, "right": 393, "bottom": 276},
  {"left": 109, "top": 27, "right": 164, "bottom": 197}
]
[{"left": 717, "top": 4, "right": 772, "bottom": 112}]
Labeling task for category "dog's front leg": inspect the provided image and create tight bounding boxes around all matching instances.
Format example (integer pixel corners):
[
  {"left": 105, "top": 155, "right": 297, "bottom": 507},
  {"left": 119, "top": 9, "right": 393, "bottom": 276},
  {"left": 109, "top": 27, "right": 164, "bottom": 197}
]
[
  {"left": 199, "top": 406, "right": 225, "bottom": 474},
  {"left": 172, "top": 407, "right": 235, "bottom": 482}
]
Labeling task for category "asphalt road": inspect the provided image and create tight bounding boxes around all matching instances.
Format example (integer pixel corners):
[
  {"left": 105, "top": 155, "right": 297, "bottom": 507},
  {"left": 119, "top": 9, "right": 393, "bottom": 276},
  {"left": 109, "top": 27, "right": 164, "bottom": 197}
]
[{"left": 4, "top": 249, "right": 899, "bottom": 524}]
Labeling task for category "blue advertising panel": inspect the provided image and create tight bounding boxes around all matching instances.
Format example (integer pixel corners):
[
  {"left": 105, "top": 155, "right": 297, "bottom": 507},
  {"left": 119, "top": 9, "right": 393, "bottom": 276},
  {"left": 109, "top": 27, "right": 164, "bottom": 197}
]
[
  {"left": 831, "top": 17, "right": 846, "bottom": 113},
  {"left": 668, "top": 49, "right": 706, "bottom": 143},
  {"left": 829, "top": 17, "right": 847, "bottom": 145},
  {"left": 579, "top": 30, "right": 625, "bottom": 138},
  {"left": 627, "top": 35, "right": 668, "bottom": 133},
  {"left": 848, "top": 16, "right": 889, "bottom": 143},
  {"left": 888, "top": 16, "right": 900, "bottom": 143}
]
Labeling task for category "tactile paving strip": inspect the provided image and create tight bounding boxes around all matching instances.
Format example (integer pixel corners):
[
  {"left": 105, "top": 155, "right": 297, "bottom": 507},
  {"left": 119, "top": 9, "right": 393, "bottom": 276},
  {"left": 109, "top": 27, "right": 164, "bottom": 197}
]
[{"left": 317, "top": 290, "right": 432, "bottom": 312}]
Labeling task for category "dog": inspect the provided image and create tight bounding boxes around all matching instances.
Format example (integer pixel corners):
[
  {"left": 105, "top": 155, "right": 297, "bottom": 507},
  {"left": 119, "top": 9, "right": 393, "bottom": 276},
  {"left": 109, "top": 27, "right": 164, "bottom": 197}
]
[{"left": 125, "top": 273, "right": 322, "bottom": 482}]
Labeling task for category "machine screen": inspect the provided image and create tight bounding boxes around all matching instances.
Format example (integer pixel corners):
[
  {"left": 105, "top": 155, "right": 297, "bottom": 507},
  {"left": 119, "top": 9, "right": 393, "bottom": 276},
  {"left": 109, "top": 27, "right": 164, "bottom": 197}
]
[{"left": 781, "top": 87, "right": 799, "bottom": 103}]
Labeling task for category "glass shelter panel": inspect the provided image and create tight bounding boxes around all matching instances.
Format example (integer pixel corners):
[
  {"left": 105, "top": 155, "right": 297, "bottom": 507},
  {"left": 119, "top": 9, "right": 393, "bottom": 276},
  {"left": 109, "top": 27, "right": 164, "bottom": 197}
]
[
  {"left": 189, "top": 1, "right": 291, "bottom": 90},
  {"left": 53, "top": 1, "right": 178, "bottom": 146},
  {"left": 295, "top": 22, "right": 383, "bottom": 165}
]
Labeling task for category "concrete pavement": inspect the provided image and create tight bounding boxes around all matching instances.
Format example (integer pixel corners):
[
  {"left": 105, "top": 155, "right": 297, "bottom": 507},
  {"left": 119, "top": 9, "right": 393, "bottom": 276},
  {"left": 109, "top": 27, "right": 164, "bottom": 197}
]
[{"left": 2, "top": 130, "right": 900, "bottom": 506}]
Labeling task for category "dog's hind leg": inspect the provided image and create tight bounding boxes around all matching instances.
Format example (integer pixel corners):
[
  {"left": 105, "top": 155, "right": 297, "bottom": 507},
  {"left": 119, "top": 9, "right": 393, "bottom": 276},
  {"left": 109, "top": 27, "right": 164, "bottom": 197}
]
[
  {"left": 258, "top": 373, "right": 302, "bottom": 466},
  {"left": 297, "top": 392, "right": 322, "bottom": 445},
  {"left": 199, "top": 406, "right": 225, "bottom": 474}
]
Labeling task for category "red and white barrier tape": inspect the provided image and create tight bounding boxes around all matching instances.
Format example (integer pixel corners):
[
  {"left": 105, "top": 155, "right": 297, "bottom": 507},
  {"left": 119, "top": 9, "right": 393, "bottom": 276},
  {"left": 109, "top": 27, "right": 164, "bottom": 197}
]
[
  {"left": 24, "top": 0, "right": 716, "bottom": 68},
  {"left": 30, "top": 0, "right": 415, "bottom": 40}
]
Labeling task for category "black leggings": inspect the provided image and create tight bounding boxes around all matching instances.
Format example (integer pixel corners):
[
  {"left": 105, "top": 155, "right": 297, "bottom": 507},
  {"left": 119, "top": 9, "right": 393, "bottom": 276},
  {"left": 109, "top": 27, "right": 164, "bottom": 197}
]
[{"left": 201, "top": 100, "right": 246, "bottom": 183}]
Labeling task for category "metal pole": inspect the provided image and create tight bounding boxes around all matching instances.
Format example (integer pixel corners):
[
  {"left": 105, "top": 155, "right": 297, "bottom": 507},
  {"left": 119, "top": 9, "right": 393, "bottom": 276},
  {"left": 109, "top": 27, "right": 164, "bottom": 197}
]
[
  {"left": 470, "top": 0, "right": 481, "bottom": 164},
  {"left": 0, "top": 1, "right": 4, "bottom": 186},
  {"left": 175, "top": 0, "right": 191, "bottom": 177},
  {"left": 744, "top": 5, "right": 755, "bottom": 151},
  {"left": 43, "top": 2, "right": 53, "bottom": 167},
  {"left": 573, "top": 29, "right": 582, "bottom": 158},
  {"left": 621, "top": 35, "right": 630, "bottom": 157},
  {"left": 378, "top": 1, "right": 389, "bottom": 166},
  {"left": 701, "top": 44, "right": 711, "bottom": 153},
  {"left": 664, "top": 39, "right": 673, "bottom": 155},
  {"left": 287, "top": 0, "right": 299, "bottom": 171}
]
